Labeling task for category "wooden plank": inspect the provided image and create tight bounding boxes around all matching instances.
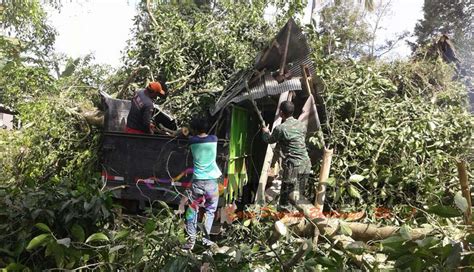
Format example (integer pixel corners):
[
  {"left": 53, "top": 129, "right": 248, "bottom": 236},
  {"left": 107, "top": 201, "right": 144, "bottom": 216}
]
[{"left": 255, "top": 91, "right": 292, "bottom": 204}]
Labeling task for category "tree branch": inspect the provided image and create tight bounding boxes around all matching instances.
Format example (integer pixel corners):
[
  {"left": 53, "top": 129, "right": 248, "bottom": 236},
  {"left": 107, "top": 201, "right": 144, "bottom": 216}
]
[{"left": 146, "top": 0, "right": 158, "bottom": 27}]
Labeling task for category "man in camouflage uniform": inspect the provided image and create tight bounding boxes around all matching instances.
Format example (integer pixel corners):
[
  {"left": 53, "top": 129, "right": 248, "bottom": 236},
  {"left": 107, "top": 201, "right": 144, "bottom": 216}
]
[{"left": 262, "top": 101, "right": 311, "bottom": 210}]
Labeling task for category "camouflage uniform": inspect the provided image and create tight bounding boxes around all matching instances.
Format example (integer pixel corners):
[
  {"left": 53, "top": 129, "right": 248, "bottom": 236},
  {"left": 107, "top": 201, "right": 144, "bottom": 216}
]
[{"left": 262, "top": 117, "right": 311, "bottom": 209}]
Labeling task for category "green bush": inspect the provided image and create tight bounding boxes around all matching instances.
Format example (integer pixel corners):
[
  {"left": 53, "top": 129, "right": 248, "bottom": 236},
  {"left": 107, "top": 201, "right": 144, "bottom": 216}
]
[{"left": 309, "top": 43, "right": 473, "bottom": 216}]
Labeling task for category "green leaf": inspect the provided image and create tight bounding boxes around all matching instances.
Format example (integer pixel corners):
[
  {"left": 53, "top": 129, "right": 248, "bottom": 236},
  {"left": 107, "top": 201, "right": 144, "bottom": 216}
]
[
  {"left": 410, "top": 257, "right": 423, "bottom": 272},
  {"left": 110, "top": 245, "right": 126, "bottom": 253},
  {"left": 35, "top": 223, "right": 51, "bottom": 233},
  {"left": 85, "top": 233, "right": 109, "bottom": 244},
  {"left": 395, "top": 254, "right": 415, "bottom": 269},
  {"left": 114, "top": 229, "right": 130, "bottom": 241},
  {"left": 325, "top": 177, "right": 336, "bottom": 187},
  {"left": 349, "top": 174, "right": 365, "bottom": 183},
  {"left": 415, "top": 236, "right": 439, "bottom": 248},
  {"left": 13, "top": 239, "right": 26, "bottom": 257},
  {"left": 399, "top": 225, "right": 411, "bottom": 240},
  {"left": 56, "top": 238, "right": 71, "bottom": 248},
  {"left": 5, "top": 263, "right": 27, "bottom": 271},
  {"left": 26, "top": 234, "right": 51, "bottom": 251},
  {"left": 427, "top": 204, "right": 462, "bottom": 218},
  {"left": 144, "top": 219, "right": 157, "bottom": 234},
  {"left": 381, "top": 235, "right": 405, "bottom": 248},
  {"left": 348, "top": 185, "right": 361, "bottom": 199},
  {"left": 251, "top": 244, "right": 259, "bottom": 253},
  {"left": 243, "top": 219, "right": 251, "bottom": 227},
  {"left": 133, "top": 245, "right": 144, "bottom": 263},
  {"left": 427, "top": 121, "right": 436, "bottom": 131},
  {"left": 340, "top": 222, "right": 352, "bottom": 236},
  {"left": 45, "top": 242, "right": 54, "bottom": 257},
  {"left": 445, "top": 243, "right": 462, "bottom": 269},
  {"left": 158, "top": 200, "right": 170, "bottom": 210},
  {"left": 345, "top": 241, "right": 366, "bottom": 255},
  {"left": 454, "top": 192, "right": 468, "bottom": 213},
  {"left": 71, "top": 224, "right": 85, "bottom": 242}
]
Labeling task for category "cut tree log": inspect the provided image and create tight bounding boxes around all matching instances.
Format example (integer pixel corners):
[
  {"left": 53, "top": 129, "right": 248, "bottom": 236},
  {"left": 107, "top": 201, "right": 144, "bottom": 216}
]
[
  {"left": 81, "top": 109, "right": 104, "bottom": 127},
  {"left": 272, "top": 194, "right": 432, "bottom": 270},
  {"left": 315, "top": 148, "right": 333, "bottom": 211},
  {"left": 312, "top": 148, "right": 333, "bottom": 248},
  {"left": 457, "top": 160, "right": 472, "bottom": 227},
  {"left": 268, "top": 221, "right": 288, "bottom": 246}
]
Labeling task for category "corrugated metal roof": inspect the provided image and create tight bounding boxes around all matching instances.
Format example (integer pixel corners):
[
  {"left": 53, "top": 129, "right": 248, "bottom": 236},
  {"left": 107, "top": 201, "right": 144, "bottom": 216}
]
[
  {"left": 211, "top": 18, "right": 315, "bottom": 115},
  {"left": 229, "top": 75, "right": 303, "bottom": 104}
]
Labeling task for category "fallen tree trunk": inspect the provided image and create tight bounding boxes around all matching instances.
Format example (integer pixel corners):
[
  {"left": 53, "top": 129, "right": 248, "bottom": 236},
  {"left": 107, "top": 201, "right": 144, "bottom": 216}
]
[
  {"left": 287, "top": 192, "right": 433, "bottom": 242},
  {"left": 275, "top": 204, "right": 370, "bottom": 269},
  {"left": 272, "top": 195, "right": 431, "bottom": 270}
]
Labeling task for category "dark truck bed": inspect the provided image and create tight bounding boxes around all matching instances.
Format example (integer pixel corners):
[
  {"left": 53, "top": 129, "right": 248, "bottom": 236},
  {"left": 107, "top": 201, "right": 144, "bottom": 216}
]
[{"left": 100, "top": 92, "right": 229, "bottom": 208}]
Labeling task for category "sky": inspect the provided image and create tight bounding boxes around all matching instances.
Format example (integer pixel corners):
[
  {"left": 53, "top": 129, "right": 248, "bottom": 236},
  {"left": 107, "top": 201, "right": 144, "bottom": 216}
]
[
  {"left": 365, "top": 0, "right": 424, "bottom": 59},
  {"left": 47, "top": 0, "right": 138, "bottom": 67},
  {"left": 47, "top": 0, "right": 424, "bottom": 68}
]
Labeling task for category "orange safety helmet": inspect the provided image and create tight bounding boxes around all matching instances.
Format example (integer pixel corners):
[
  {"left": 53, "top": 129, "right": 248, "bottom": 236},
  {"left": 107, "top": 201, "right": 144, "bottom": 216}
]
[{"left": 147, "top": 81, "right": 165, "bottom": 96}]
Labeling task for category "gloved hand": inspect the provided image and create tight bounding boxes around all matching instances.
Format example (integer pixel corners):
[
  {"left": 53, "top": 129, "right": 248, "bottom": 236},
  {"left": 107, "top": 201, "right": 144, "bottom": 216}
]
[{"left": 149, "top": 123, "right": 157, "bottom": 134}]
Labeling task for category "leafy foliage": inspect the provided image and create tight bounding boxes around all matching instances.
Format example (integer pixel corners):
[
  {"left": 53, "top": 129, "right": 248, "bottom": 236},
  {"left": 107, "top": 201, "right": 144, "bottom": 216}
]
[
  {"left": 0, "top": 0, "right": 472, "bottom": 271},
  {"left": 309, "top": 37, "right": 473, "bottom": 213},
  {"left": 0, "top": 183, "right": 114, "bottom": 269},
  {"left": 119, "top": 2, "right": 269, "bottom": 121},
  {"left": 116, "top": 1, "right": 306, "bottom": 122},
  {"left": 318, "top": 3, "right": 373, "bottom": 58},
  {"left": 0, "top": 0, "right": 59, "bottom": 63}
]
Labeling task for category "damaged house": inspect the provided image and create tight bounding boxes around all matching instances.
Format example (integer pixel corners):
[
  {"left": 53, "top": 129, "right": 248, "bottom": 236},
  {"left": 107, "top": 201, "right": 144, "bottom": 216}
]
[{"left": 100, "top": 19, "right": 326, "bottom": 209}]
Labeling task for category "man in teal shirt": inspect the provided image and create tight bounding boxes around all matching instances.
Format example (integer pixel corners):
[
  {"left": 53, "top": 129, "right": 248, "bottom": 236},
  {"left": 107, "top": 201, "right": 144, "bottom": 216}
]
[{"left": 182, "top": 116, "right": 222, "bottom": 250}]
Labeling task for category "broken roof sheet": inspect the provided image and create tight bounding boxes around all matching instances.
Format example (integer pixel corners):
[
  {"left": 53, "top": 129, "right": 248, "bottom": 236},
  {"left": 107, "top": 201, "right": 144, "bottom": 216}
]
[{"left": 211, "top": 18, "right": 314, "bottom": 115}]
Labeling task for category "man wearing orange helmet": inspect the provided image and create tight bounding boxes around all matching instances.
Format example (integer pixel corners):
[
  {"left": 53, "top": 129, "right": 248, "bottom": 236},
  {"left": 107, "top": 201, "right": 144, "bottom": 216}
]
[{"left": 126, "top": 81, "right": 166, "bottom": 134}]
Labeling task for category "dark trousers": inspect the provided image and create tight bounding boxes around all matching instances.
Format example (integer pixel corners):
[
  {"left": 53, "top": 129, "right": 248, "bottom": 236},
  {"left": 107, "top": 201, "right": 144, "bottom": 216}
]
[{"left": 279, "top": 162, "right": 310, "bottom": 209}]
